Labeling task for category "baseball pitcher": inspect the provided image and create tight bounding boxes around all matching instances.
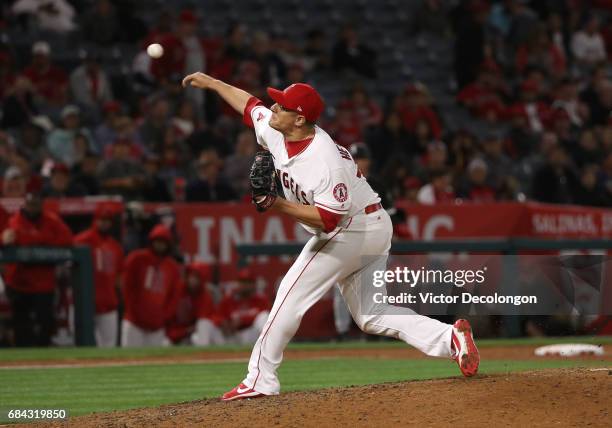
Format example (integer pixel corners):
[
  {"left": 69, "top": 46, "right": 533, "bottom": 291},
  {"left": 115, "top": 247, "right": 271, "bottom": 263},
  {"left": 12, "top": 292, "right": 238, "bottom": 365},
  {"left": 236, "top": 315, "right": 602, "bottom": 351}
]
[{"left": 182, "top": 72, "right": 480, "bottom": 401}]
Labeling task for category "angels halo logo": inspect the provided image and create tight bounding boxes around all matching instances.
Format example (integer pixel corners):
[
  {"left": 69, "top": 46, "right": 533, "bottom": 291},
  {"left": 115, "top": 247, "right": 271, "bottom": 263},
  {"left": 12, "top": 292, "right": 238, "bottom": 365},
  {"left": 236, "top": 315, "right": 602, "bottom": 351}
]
[{"left": 333, "top": 183, "right": 348, "bottom": 202}]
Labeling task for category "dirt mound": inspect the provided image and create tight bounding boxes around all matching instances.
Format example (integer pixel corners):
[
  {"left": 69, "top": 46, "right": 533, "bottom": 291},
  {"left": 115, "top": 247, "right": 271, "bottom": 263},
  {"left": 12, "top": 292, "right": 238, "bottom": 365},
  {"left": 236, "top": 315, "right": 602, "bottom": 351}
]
[{"left": 33, "top": 368, "right": 610, "bottom": 428}]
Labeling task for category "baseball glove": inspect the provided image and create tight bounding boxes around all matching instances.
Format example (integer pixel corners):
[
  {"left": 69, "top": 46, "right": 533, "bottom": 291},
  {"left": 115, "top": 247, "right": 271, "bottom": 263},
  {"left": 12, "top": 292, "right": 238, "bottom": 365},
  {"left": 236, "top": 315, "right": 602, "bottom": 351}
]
[{"left": 249, "top": 151, "right": 277, "bottom": 212}]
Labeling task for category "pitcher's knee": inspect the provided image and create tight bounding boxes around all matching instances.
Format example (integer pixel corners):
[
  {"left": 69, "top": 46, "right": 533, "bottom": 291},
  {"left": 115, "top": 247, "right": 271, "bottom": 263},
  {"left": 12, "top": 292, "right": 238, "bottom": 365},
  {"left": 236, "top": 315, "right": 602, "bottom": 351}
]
[{"left": 355, "top": 315, "right": 379, "bottom": 334}]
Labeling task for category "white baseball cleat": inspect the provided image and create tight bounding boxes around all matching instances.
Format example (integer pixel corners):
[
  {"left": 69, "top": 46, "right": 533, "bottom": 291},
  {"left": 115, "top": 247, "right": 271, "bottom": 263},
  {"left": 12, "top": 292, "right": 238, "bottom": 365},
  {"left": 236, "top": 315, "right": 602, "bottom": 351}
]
[
  {"left": 451, "top": 319, "right": 480, "bottom": 377},
  {"left": 221, "top": 383, "right": 266, "bottom": 402}
]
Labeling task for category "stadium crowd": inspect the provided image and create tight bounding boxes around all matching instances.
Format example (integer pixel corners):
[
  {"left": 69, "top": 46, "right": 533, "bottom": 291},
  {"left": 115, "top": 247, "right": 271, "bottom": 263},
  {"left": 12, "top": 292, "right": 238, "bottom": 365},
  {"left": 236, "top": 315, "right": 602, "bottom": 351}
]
[
  {"left": 0, "top": 0, "right": 611, "bottom": 346},
  {"left": 0, "top": 0, "right": 609, "bottom": 208}
]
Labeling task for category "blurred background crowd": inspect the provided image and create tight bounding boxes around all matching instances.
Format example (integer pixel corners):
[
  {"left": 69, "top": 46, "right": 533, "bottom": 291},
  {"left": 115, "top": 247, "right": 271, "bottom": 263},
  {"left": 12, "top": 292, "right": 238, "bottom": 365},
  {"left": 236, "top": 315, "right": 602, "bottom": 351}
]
[
  {"left": 0, "top": 0, "right": 609, "bottom": 208},
  {"left": 0, "top": 0, "right": 611, "bottom": 347}
]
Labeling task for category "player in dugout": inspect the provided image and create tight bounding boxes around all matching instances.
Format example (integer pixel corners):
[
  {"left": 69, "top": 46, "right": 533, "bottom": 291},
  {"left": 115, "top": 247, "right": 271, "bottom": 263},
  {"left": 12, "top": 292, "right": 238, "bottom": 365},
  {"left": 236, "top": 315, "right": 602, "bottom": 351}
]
[
  {"left": 74, "top": 204, "right": 124, "bottom": 347},
  {"left": 2, "top": 193, "right": 73, "bottom": 346},
  {"left": 166, "top": 262, "right": 217, "bottom": 345},
  {"left": 120, "top": 224, "right": 182, "bottom": 347}
]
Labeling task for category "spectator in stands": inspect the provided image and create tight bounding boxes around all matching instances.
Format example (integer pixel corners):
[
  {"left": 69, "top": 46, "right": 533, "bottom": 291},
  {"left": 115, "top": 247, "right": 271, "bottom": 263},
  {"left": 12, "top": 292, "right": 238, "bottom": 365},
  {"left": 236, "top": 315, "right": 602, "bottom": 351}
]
[
  {"left": 453, "top": 0, "right": 490, "bottom": 88},
  {"left": 81, "top": 0, "right": 120, "bottom": 46},
  {"left": 22, "top": 41, "right": 68, "bottom": 107},
  {"left": 417, "top": 168, "right": 455, "bottom": 204},
  {"left": 214, "top": 267, "right": 270, "bottom": 345},
  {"left": 93, "top": 101, "right": 123, "bottom": 151},
  {"left": 515, "top": 24, "right": 566, "bottom": 80},
  {"left": 12, "top": 0, "right": 76, "bottom": 33},
  {"left": 397, "top": 82, "right": 442, "bottom": 139},
  {"left": 346, "top": 86, "right": 384, "bottom": 130},
  {"left": 366, "top": 112, "right": 410, "bottom": 172},
  {"left": 47, "top": 105, "right": 95, "bottom": 167},
  {"left": 74, "top": 204, "right": 124, "bottom": 347},
  {"left": 69, "top": 51, "right": 114, "bottom": 116},
  {"left": 571, "top": 15, "right": 607, "bottom": 69},
  {"left": 532, "top": 146, "right": 579, "bottom": 204},
  {"left": 2, "top": 192, "right": 73, "bottom": 346},
  {"left": 327, "top": 100, "right": 363, "bottom": 148},
  {"left": 506, "top": 0, "right": 539, "bottom": 50},
  {"left": 551, "top": 78, "right": 589, "bottom": 128},
  {"left": 481, "top": 132, "right": 513, "bottom": 189},
  {"left": 151, "top": 10, "right": 209, "bottom": 112},
  {"left": 97, "top": 139, "right": 146, "bottom": 200},
  {"left": 573, "top": 164, "right": 610, "bottom": 207},
  {"left": 350, "top": 143, "right": 392, "bottom": 209},
  {"left": 505, "top": 104, "right": 539, "bottom": 160},
  {"left": 1, "top": 76, "right": 37, "bottom": 129},
  {"left": 456, "top": 61, "right": 507, "bottom": 122},
  {"left": 332, "top": 24, "right": 377, "bottom": 78},
  {"left": 570, "top": 130, "right": 602, "bottom": 169},
  {"left": 167, "top": 262, "right": 218, "bottom": 345},
  {"left": 171, "top": 99, "right": 199, "bottom": 141},
  {"left": 121, "top": 224, "right": 182, "bottom": 347},
  {"left": 186, "top": 148, "right": 236, "bottom": 202},
  {"left": 510, "top": 79, "right": 550, "bottom": 135},
  {"left": 448, "top": 129, "right": 478, "bottom": 174},
  {"left": 71, "top": 150, "right": 100, "bottom": 195},
  {"left": 303, "top": 29, "right": 330, "bottom": 72},
  {"left": 17, "top": 119, "right": 50, "bottom": 170},
  {"left": 0, "top": 51, "right": 16, "bottom": 101},
  {"left": 138, "top": 96, "right": 170, "bottom": 151},
  {"left": 249, "top": 30, "right": 286, "bottom": 87},
  {"left": 0, "top": 134, "right": 14, "bottom": 177},
  {"left": 580, "top": 66, "right": 612, "bottom": 126},
  {"left": 2, "top": 166, "right": 27, "bottom": 198},
  {"left": 141, "top": 154, "right": 172, "bottom": 202},
  {"left": 456, "top": 157, "right": 496, "bottom": 202},
  {"left": 41, "top": 162, "right": 87, "bottom": 198},
  {"left": 416, "top": 140, "right": 448, "bottom": 181},
  {"left": 224, "top": 130, "right": 257, "bottom": 199},
  {"left": 549, "top": 107, "right": 578, "bottom": 149},
  {"left": 102, "top": 116, "right": 144, "bottom": 160}
]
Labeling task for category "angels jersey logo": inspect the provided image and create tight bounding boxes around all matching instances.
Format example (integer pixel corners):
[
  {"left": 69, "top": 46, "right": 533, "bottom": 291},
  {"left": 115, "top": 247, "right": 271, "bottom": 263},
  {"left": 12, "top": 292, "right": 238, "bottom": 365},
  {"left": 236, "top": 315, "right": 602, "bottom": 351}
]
[
  {"left": 333, "top": 183, "right": 348, "bottom": 202},
  {"left": 256, "top": 112, "right": 265, "bottom": 122}
]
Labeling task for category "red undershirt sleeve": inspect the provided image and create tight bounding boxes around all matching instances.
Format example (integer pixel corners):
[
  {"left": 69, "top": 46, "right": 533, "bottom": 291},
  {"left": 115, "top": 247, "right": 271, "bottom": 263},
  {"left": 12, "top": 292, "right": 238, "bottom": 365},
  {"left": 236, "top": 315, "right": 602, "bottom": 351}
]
[
  {"left": 243, "top": 96, "right": 265, "bottom": 128},
  {"left": 316, "top": 206, "right": 343, "bottom": 233}
]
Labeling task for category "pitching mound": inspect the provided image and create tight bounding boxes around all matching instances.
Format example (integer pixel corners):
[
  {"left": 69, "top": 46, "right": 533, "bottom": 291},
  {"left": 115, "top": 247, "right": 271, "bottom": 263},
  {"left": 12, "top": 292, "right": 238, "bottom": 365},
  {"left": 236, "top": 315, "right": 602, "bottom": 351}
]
[{"left": 36, "top": 368, "right": 610, "bottom": 428}]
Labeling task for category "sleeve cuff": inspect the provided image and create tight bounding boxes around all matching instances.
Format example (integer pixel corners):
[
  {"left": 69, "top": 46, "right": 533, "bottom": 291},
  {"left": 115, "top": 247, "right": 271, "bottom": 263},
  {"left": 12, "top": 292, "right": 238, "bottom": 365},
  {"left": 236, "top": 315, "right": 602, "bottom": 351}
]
[
  {"left": 243, "top": 96, "right": 265, "bottom": 128},
  {"left": 316, "top": 206, "right": 344, "bottom": 233}
]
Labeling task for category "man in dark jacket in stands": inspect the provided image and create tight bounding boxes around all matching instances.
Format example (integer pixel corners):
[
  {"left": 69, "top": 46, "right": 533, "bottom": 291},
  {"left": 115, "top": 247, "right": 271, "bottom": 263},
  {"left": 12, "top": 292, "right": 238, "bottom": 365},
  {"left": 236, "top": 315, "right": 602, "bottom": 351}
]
[{"left": 186, "top": 147, "right": 236, "bottom": 202}]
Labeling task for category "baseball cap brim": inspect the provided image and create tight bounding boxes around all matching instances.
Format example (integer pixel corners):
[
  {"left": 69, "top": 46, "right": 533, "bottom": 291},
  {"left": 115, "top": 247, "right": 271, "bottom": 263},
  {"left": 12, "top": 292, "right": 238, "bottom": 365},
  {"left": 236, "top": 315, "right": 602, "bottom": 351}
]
[{"left": 267, "top": 87, "right": 290, "bottom": 110}]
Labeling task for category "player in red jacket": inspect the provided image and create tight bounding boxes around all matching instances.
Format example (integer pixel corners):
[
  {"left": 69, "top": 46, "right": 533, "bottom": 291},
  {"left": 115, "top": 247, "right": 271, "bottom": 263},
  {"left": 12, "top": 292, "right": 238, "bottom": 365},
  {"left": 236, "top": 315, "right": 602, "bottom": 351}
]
[
  {"left": 1, "top": 193, "right": 73, "bottom": 346},
  {"left": 215, "top": 267, "right": 270, "bottom": 345},
  {"left": 120, "top": 224, "right": 181, "bottom": 347},
  {"left": 166, "top": 262, "right": 219, "bottom": 345},
  {"left": 74, "top": 205, "right": 124, "bottom": 347}
]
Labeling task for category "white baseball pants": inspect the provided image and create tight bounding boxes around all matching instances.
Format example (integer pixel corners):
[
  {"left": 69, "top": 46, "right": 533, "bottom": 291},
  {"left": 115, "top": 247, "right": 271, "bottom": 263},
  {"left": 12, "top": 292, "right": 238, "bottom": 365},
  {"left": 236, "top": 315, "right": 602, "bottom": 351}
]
[
  {"left": 192, "top": 312, "right": 269, "bottom": 346},
  {"left": 242, "top": 210, "right": 454, "bottom": 395},
  {"left": 121, "top": 319, "right": 170, "bottom": 347},
  {"left": 95, "top": 310, "right": 118, "bottom": 347}
]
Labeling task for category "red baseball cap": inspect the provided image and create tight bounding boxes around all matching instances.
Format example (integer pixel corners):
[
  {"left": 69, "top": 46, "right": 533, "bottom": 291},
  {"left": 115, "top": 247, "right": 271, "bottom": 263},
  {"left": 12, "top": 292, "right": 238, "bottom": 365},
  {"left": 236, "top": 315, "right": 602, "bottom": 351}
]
[
  {"left": 148, "top": 224, "right": 173, "bottom": 242},
  {"left": 267, "top": 83, "right": 324, "bottom": 122}
]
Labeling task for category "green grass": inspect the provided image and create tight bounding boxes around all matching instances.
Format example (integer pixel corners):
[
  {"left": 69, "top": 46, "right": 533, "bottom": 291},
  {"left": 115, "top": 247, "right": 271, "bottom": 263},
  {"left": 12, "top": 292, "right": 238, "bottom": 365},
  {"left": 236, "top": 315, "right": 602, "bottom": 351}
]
[
  {"left": 0, "top": 356, "right": 610, "bottom": 418},
  {"left": 1, "top": 336, "right": 611, "bottom": 362}
]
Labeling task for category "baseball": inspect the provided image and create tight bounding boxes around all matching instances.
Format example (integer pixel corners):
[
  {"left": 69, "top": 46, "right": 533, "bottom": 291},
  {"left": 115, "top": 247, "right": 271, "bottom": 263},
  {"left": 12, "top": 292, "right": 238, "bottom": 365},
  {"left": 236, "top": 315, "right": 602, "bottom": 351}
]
[{"left": 146, "top": 43, "right": 164, "bottom": 59}]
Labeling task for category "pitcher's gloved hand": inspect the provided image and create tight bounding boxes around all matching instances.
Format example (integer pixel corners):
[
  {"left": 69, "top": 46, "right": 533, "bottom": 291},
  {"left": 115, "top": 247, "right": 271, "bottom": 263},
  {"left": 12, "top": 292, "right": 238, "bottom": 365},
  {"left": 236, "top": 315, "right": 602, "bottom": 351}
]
[{"left": 249, "top": 151, "right": 277, "bottom": 212}]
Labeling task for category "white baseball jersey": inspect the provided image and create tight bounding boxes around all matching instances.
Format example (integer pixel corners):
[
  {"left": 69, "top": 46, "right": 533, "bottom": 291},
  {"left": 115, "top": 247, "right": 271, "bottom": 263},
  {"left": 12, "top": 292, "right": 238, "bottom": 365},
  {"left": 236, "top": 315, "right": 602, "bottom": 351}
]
[{"left": 249, "top": 104, "right": 380, "bottom": 234}]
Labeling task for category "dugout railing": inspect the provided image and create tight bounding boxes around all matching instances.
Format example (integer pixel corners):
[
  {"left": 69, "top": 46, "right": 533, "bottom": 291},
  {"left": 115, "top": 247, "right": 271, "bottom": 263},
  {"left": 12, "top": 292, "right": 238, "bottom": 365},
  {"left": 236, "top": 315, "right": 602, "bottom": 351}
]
[{"left": 0, "top": 246, "right": 95, "bottom": 346}]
